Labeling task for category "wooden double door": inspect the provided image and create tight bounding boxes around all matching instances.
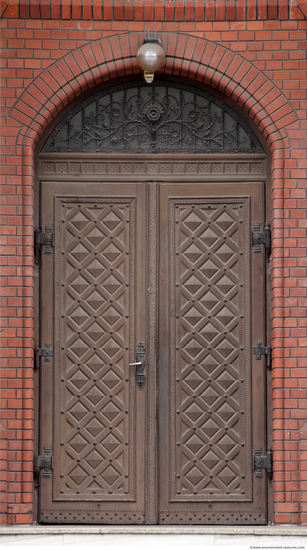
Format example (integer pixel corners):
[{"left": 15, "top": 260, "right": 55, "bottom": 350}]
[{"left": 37, "top": 154, "right": 269, "bottom": 525}]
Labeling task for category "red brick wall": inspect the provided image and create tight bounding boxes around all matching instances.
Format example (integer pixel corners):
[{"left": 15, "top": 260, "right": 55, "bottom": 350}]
[{"left": 1, "top": 0, "right": 307, "bottom": 525}]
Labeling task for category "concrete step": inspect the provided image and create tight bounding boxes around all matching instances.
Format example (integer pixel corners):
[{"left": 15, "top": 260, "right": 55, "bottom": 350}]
[{"left": 1, "top": 525, "right": 307, "bottom": 550}]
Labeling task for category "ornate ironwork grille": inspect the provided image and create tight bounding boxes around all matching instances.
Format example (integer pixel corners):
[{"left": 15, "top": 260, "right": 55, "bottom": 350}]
[{"left": 43, "top": 81, "right": 263, "bottom": 154}]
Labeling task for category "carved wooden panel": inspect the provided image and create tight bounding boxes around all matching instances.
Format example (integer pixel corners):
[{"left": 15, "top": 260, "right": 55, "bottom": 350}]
[
  {"left": 53, "top": 197, "right": 136, "bottom": 501},
  {"left": 169, "top": 198, "right": 251, "bottom": 502},
  {"left": 159, "top": 510, "right": 266, "bottom": 525},
  {"left": 40, "top": 508, "right": 145, "bottom": 524},
  {"left": 38, "top": 154, "right": 266, "bottom": 182}
]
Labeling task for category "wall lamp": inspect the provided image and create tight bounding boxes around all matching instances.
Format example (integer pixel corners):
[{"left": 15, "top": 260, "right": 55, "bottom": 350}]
[{"left": 136, "top": 32, "right": 165, "bottom": 84}]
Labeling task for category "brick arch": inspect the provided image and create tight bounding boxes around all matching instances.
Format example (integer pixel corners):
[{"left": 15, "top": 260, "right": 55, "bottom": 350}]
[
  {"left": 9, "top": 32, "right": 296, "bottom": 152},
  {"left": 9, "top": 32, "right": 292, "bottom": 519},
  {"left": 10, "top": 28, "right": 292, "bottom": 398}
]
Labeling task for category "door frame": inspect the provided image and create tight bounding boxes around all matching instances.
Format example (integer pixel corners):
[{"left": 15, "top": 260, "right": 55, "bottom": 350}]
[{"left": 34, "top": 152, "right": 272, "bottom": 524}]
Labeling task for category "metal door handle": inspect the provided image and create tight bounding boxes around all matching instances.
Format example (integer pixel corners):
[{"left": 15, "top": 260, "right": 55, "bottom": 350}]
[{"left": 129, "top": 341, "right": 145, "bottom": 388}]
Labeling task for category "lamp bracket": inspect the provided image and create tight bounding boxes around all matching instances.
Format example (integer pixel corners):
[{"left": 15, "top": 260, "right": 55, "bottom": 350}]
[
  {"left": 144, "top": 36, "right": 162, "bottom": 45},
  {"left": 143, "top": 29, "right": 162, "bottom": 45}
]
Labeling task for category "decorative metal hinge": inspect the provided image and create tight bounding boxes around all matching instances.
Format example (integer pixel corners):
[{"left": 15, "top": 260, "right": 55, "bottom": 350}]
[
  {"left": 33, "top": 446, "right": 53, "bottom": 487},
  {"left": 253, "top": 341, "right": 271, "bottom": 368},
  {"left": 251, "top": 222, "right": 271, "bottom": 260},
  {"left": 35, "top": 224, "right": 54, "bottom": 263},
  {"left": 35, "top": 344, "right": 53, "bottom": 370},
  {"left": 253, "top": 447, "right": 273, "bottom": 480}
]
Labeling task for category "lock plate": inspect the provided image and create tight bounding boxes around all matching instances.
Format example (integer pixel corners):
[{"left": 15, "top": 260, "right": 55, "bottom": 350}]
[{"left": 130, "top": 341, "right": 146, "bottom": 388}]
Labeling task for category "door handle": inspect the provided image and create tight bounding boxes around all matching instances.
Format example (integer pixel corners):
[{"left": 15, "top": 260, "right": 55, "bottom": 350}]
[{"left": 129, "top": 341, "right": 146, "bottom": 388}]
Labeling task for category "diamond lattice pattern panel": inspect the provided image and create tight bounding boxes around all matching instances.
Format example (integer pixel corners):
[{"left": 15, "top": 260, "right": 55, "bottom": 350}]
[
  {"left": 171, "top": 198, "right": 251, "bottom": 501},
  {"left": 56, "top": 199, "right": 134, "bottom": 500}
]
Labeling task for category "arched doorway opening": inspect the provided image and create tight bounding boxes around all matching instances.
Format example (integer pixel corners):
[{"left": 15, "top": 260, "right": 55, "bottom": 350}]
[{"left": 35, "top": 78, "right": 271, "bottom": 525}]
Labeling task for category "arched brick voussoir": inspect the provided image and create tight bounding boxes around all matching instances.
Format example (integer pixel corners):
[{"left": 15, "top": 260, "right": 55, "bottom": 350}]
[{"left": 8, "top": 32, "right": 296, "bottom": 153}]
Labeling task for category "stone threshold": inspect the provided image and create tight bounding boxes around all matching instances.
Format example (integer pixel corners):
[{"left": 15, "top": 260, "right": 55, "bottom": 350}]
[{"left": 1, "top": 525, "right": 307, "bottom": 536}]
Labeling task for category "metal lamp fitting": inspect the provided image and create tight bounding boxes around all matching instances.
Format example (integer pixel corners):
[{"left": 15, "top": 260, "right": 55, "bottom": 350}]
[{"left": 136, "top": 34, "right": 165, "bottom": 84}]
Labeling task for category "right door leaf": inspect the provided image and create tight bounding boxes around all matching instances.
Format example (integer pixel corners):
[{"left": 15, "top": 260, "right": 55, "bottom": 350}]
[{"left": 159, "top": 183, "right": 267, "bottom": 525}]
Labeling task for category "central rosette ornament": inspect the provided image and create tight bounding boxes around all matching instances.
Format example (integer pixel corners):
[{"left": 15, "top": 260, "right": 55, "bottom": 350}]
[{"left": 143, "top": 103, "right": 164, "bottom": 123}]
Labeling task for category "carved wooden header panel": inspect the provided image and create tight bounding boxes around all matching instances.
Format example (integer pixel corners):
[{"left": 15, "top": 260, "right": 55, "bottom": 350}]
[
  {"left": 38, "top": 154, "right": 267, "bottom": 182},
  {"left": 42, "top": 81, "right": 263, "bottom": 155}
]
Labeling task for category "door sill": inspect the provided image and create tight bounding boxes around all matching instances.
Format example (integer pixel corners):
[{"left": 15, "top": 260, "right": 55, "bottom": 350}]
[{"left": 1, "top": 525, "right": 306, "bottom": 536}]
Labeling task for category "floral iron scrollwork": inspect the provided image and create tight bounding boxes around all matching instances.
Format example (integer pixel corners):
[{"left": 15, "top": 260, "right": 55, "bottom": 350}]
[{"left": 43, "top": 81, "right": 263, "bottom": 154}]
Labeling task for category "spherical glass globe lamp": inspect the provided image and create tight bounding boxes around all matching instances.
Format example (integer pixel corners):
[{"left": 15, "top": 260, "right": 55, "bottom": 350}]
[{"left": 136, "top": 42, "right": 165, "bottom": 83}]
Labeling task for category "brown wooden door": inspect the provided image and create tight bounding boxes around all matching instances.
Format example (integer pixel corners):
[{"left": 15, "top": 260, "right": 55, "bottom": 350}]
[
  {"left": 37, "top": 164, "right": 268, "bottom": 525},
  {"left": 39, "top": 180, "right": 147, "bottom": 524},
  {"left": 158, "top": 182, "right": 267, "bottom": 525}
]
